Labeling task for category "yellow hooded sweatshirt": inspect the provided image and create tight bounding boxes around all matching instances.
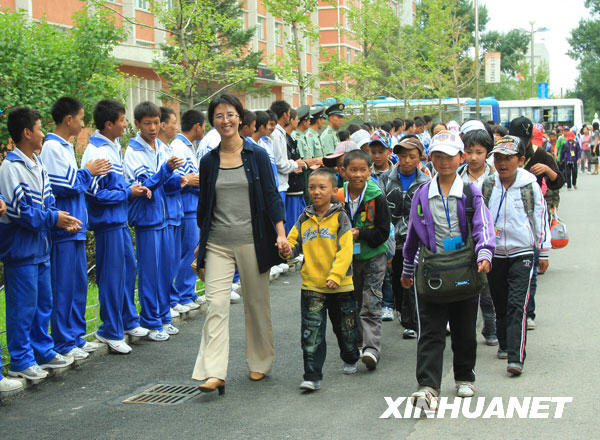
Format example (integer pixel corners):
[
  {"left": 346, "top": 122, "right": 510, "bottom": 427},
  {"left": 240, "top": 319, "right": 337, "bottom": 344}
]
[{"left": 286, "top": 201, "right": 354, "bottom": 293}]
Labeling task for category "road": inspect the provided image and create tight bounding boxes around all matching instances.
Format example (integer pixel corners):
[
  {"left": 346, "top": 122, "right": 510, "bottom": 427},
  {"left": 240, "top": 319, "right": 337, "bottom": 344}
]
[{"left": 1, "top": 172, "right": 599, "bottom": 439}]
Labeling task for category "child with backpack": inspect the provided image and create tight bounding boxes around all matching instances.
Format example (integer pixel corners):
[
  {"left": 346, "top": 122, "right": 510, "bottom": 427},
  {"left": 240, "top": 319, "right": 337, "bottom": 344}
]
[
  {"left": 560, "top": 131, "right": 580, "bottom": 189},
  {"left": 400, "top": 130, "right": 495, "bottom": 409},
  {"left": 482, "top": 135, "right": 551, "bottom": 377}
]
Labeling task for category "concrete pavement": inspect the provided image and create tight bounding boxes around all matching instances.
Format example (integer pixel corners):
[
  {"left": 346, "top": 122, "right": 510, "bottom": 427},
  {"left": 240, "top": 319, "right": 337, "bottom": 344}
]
[{"left": 1, "top": 172, "right": 599, "bottom": 439}]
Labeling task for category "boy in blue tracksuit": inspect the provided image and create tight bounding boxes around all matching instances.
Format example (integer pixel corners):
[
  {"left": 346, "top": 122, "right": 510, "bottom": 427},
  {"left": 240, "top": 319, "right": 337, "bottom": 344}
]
[
  {"left": 158, "top": 106, "right": 188, "bottom": 319},
  {"left": 0, "top": 107, "right": 80, "bottom": 380},
  {"left": 169, "top": 109, "right": 205, "bottom": 311},
  {"left": 124, "top": 101, "right": 184, "bottom": 342},
  {"left": 40, "top": 97, "right": 111, "bottom": 360},
  {"left": 81, "top": 99, "right": 151, "bottom": 354}
]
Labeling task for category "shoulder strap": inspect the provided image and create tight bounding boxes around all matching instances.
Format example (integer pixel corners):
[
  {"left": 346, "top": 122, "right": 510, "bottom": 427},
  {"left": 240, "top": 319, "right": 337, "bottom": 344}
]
[
  {"left": 481, "top": 175, "right": 495, "bottom": 206},
  {"left": 520, "top": 183, "right": 536, "bottom": 235},
  {"left": 463, "top": 182, "right": 474, "bottom": 224}
]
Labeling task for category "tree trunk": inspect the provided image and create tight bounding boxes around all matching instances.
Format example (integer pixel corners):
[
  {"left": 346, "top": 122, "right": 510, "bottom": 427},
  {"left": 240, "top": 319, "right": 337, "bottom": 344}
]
[{"left": 291, "top": 22, "right": 306, "bottom": 106}]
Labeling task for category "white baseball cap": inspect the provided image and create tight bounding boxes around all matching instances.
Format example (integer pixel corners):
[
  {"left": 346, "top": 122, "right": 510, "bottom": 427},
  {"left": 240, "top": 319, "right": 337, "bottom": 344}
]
[
  {"left": 350, "top": 129, "right": 370, "bottom": 148},
  {"left": 460, "top": 119, "right": 486, "bottom": 134},
  {"left": 429, "top": 130, "right": 464, "bottom": 156}
]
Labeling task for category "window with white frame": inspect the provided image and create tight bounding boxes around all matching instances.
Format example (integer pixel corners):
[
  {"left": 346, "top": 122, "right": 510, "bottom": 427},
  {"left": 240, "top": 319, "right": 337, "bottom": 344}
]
[
  {"left": 136, "top": 0, "right": 150, "bottom": 11},
  {"left": 257, "top": 16, "right": 265, "bottom": 41},
  {"left": 275, "top": 22, "right": 282, "bottom": 46}
]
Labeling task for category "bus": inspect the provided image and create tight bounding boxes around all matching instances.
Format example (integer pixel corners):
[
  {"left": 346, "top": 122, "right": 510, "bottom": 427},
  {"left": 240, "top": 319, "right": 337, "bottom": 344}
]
[
  {"left": 498, "top": 98, "right": 584, "bottom": 130},
  {"left": 319, "top": 96, "right": 501, "bottom": 124}
]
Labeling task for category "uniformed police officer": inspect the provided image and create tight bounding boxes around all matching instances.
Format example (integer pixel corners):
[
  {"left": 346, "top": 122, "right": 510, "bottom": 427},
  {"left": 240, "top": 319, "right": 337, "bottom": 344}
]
[
  {"left": 293, "top": 105, "right": 311, "bottom": 158},
  {"left": 304, "top": 107, "right": 325, "bottom": 159},
  {"left": 320, "top": 102, "right": 345, "bottom": 156}
]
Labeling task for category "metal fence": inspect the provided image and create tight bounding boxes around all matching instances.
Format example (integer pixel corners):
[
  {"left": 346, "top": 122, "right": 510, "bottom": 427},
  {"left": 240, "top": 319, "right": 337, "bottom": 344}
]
[{"left": 0, "top": 264, "right": 204, "bottom": 370}]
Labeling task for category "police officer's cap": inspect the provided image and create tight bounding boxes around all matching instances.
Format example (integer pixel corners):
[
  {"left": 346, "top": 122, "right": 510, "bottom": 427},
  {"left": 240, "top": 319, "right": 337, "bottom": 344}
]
[
  {"left": 309, "top": 107, "right": 326, "bottom": 119},
  {"left": 325, "top": 102, "right": 345, "bottom": 117},
  {"left": 296, "top": 105, "right": 310, "bottom": 122}
]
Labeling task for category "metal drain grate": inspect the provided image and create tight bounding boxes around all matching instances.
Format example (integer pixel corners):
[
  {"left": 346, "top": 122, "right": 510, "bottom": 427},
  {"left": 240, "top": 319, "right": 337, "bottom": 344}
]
[{"left": 123, "top": 384, "right": 200, "bottom": 405}]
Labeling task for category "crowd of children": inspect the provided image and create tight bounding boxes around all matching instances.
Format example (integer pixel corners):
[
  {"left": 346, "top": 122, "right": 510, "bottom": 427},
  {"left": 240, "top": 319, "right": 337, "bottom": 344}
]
[{"left": 0, "top": 96, "right": 571, "bottom": 411}]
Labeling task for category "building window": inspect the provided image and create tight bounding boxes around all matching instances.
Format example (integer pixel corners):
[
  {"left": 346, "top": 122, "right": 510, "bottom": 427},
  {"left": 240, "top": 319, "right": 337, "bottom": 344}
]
[
  {"left": 136, "top": 0, "right": 150, "bottom": 11},
  {"left": 275, "top": 22, "right": 283, "bottom": 46},
  {"left": 257, "top": 16, "right": 265, "bottom": 41},
  {"left": 346, "top": 47, "right": 351, "bottom": 63}
]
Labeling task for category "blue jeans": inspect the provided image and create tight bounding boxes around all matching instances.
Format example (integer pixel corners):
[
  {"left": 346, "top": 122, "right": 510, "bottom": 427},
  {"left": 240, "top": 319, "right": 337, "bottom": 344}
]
[
  {"left": 301, "top": 290, "right": 359, "bottom": 381},
  {"left": 382, "top": 268, "right": 394, "bottom": 308}
]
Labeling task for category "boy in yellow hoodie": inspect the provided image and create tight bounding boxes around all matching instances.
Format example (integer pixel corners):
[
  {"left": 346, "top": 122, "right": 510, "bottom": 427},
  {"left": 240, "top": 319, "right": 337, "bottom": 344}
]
[{"left": 281, "top": 168, "right": 358, "bottom": 391}]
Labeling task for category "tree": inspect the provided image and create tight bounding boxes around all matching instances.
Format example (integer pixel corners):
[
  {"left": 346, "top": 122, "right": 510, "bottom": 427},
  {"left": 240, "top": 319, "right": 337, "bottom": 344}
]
[
  {"left": 0, "top": 6, "right": 128, "bottom": 149},
  {"left": 262, "top": 0, "right": 320, "bottom": 106},
  {"left": 568, "top": 0, "right": 600, "bottom": 120},
  {"left": 150, "top": 0, "right": 264, "bottom": 110}
]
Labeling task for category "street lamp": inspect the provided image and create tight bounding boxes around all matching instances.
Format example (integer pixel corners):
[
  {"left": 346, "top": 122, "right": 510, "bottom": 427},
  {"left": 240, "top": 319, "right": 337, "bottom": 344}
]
[{"left": 519, "top": 21, "right": 549, "bottom": 98}]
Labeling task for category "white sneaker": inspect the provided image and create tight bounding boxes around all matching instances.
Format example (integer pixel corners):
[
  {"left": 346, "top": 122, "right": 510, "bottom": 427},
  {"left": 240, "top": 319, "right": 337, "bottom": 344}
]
[
  {"left": 173, "top": 303, "right": 190, "bottom": 313},
  {"left": 230, "top": 290, "right": 241, "bottom": 304},
  {"left": 0, "top": 376, "right": 24, "bottom": 393},
  {"left": 527, "top": 317, "right": 536, "bottom": 330},
  {"left": 456, "top": 382, "right": 475, "bottom": 397},
  {"left": 343, "top": 362, "right": 358, "bottom": 374},
  {"left": 95, "top": 332, "right": 132, "bottom": 354},
  {"left": 147, "top": 329, "right": 170, "bottom": 341},
  {"left": 299, "top": 380, "right": 321, "bottom": 391},
  {"left": 170, "top": 308, "right": 180, "bottom": 318},
  {"left": 361, "top": 351, "right": 378, "bottom": 370},
  {"left": 185, "top": 301, "right": 200, "bottom": 310},
  {"left": 66, "top": 347, "right": 89, "bottom": 361},
  {"left": 40, "top": 353, "right": 74, "bottom": 370},
  {"left": 269, "top": 266, "right": 281, "bottom": 280},
  {"left": 195, "top": 295, "right": 207, "bottom": 305},
  {"left": 125, "top": 327, "right": 149, "bottom": 338},
  {"left": 231, "top": 282, "right": 241, "bottom": 293},
  {"left": 81, "top": 341, "right": 102, "bottom": 353},
  {"left": 164, "top": 324, "right": 179, "bottom": 335},
  {"left": 381, "top": 307, "right": 394, "bottom": 321},
  {"left": 411, "top": 388, "right": 438, "bottom": 411},
  {"left": 8, "top": 365, "right": 48, "bottom": 381}
]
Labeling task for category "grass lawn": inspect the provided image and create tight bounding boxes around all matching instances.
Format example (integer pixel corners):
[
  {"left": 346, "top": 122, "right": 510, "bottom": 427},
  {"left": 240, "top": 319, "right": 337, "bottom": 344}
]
[{"left": 1, "top": 279, "right": 204, "bottom": 373}]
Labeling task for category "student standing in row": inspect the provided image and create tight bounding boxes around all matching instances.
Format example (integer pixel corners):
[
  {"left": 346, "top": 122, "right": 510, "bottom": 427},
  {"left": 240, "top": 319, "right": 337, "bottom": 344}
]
[
  {"left": 0, "top": 107, "right": 81, "bottom": 380},
  {"left": 170, "top": 109, "right": 206, "bottom": 312},
  {"left": 124, "top": 102, "right": 184, "bottom": 341},
  {"left": 320, "top": 103, "right": 345, "bottom": 156},
  {"left": 82, "top": 99, "right": 151, "bottom": 353},
  {"left": 41, "top": 97, "right": 110, "bottom": 361}
]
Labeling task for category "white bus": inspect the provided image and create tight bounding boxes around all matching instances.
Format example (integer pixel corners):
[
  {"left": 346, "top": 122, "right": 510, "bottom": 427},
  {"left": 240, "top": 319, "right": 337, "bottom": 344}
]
[{"left": 498, "top": 98, "right": 584, "bottom": 130}]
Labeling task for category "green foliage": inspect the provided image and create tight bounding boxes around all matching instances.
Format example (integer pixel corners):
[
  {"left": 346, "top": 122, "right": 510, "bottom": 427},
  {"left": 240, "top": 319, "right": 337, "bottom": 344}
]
[
  {"left": 263, "top": 0, "right": 321, "bottom": 105},
  {"left": 0, "top": 6, "right": 129, "bottom": 151},
  {"left": 568, "top": 0, "right": 600, "bottom": 120},
  {"left": 151, "top": 0, "right": 264, "bottom": 109}
]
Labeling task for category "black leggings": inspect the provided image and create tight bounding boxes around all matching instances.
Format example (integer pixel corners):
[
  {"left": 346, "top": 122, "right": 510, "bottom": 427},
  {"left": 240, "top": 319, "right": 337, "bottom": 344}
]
[{"left": 565, "top": 163, "right": 577, "bottom": 188}]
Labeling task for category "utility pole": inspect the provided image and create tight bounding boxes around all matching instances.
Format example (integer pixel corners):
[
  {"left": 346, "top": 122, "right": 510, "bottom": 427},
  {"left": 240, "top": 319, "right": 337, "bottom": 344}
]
[{"left": 475, "top": 0, "right": 480, "bottom": 118}]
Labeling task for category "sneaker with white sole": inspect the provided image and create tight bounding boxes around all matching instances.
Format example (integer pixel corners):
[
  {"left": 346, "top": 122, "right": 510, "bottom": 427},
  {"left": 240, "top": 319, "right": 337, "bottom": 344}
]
[
  {"left": 125, "top": 327, "right": 149, "bottom": 338},
  {"left": 95, "top": 332, "right": 132, "bottom": 354},
  {"left": 456, "top": 382, "right": 475, "bottom": 397},
  {"left": 65, "top": 347, "right": 89, "bottom": 361},
  {"left": 343, "top": 362, "right": 358, "bottom": 374},
  {"left": 361, "top": 351, "right": 378, "bottom": 370},
  {"left": 40, "top": 353, "right": 74, "bottom": 370},
  {"left": 497, "top": 349, "right": 508, "bottom": 359},
  {"left": 186, "top": 301, "right": 200, "bottom": 310},
  {"left": 170, "top": 308, "right": 180, "bottom": 319},
  {"left": 195, "top": 295, "right": 207, "bottom": 305},
  {"left": 164, "top": 324, "right": 179, "bottom": 335},
  {"left": 507, "top": 362, "right": 523, "bottom": 376},
  {"left": 403, "top": 329, "right": 417, "bottom": 339},
  {"left": 230, "top": 290, "right": 241, "bottom": 304},
  {"left": 299, "top": 380, "right": 321, "bottom": 391},
  {"left": 147, "top": 329, "right": 170, "bottom": 341},
  {"left": 381, "top": 307, "right": 394, "bottom": 321},
  {"left": 527, "top": 317, "right": 536, "bottom": 330},
  {"left": 231, "top": 282, "right": 241, "bottom": 293},
  {"left": 278, "top": 263, "right": 289, "bottom": 273},
  {"left": 0, "top": 376, "right": 24, "bottom": 393},
  {"left": 81, "top": 341, "right": 101, "bottom": 352},
  {"left": 411, "top": 387, "right": 438, "bottom": 411},
  {"left": 173, "top": 303, "right": 190, "bottom": 313},
  {"left": 8, "top": 365, "right": 48, "bottom": 381}
]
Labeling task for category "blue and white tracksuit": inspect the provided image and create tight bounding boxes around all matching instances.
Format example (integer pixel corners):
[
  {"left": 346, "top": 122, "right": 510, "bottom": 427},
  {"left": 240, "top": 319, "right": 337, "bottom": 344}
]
[
  {"left": 170, "top": 133, "right": 200, "bottom": 306},
  {"left": 40, "top": 133, "right": 91, "bottom": 354},
  {"left": 81, "top": 132, "right": 140, "bottom": 341},
  {"left": 124, "top": 134, "right": 174, "bottom": 330},
  {"left": 0, "top": 148, "right": 59, "bottom": 371}
]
